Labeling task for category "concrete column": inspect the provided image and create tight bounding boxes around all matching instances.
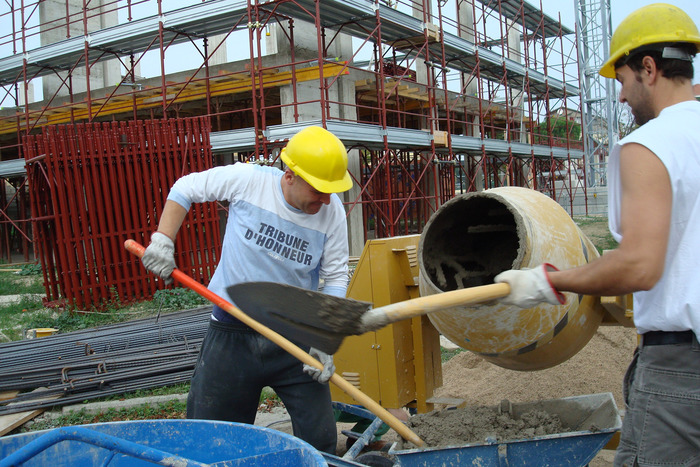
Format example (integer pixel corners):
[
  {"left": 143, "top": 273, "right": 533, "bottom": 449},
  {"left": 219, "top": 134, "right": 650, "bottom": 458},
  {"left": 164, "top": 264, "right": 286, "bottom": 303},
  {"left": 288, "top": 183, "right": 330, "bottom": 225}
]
[
  {"left": 506, "top": 21, "right": 526, "bottom": 144},
  {"left": 504, "top": 20, "right": 530, "bottom": 187},
  {"left": 411, "top": 2, "right": 431, "bottom": 89},
  {"left": 39, "top": 0, "right": 121, "bottom": 98},
  {"left": 206, "top": 34, "right": 228, "bottom": 66},
  {"left": 17, "top": 82, "right": 34, "bottom": 106},
  {"left": 457, "top": 0, "right": 480, "bottom": 137},
  {"left": 457, "top": 0, "right": 484, "bottom": 191}
]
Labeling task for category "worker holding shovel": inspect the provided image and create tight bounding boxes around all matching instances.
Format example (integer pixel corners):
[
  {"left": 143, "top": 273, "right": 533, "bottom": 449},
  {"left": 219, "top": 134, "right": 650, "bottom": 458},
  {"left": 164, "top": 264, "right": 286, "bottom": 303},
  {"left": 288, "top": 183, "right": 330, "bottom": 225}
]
[
  {"left": 495, "top": 4, "right": 700, "bottom": 466},
  {"left": 140, "top": 125, "right": 353, "bottom": 455}
]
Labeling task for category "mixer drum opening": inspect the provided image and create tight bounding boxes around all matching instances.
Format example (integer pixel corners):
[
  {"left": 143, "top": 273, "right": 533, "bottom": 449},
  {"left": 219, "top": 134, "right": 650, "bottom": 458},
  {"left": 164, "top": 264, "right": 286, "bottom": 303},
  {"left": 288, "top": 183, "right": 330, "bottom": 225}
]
[{"left": 419, "top": 195, "right": 520, "bottom": 291}]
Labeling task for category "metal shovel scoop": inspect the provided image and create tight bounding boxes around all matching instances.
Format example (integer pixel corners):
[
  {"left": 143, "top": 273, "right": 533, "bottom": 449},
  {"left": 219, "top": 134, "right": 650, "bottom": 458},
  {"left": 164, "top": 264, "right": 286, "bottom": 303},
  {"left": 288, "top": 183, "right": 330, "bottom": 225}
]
[{"left": 227, "top": 281, "right": 510, "bottom": 354}]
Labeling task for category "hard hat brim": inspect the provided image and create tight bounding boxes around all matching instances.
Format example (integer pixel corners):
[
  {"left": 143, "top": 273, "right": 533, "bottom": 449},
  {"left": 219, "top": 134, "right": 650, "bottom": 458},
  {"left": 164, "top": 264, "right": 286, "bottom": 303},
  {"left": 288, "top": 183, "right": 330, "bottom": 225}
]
[{"left": 302, "top": 170, "right": 353, "bottom": 194}]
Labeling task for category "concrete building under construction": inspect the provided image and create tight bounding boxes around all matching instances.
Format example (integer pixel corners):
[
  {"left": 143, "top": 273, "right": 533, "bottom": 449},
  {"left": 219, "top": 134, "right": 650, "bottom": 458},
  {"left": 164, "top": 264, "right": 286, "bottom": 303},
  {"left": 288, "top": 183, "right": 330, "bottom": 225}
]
[{"left": 0, "top": 0, "right": 590, "bottom": 308}]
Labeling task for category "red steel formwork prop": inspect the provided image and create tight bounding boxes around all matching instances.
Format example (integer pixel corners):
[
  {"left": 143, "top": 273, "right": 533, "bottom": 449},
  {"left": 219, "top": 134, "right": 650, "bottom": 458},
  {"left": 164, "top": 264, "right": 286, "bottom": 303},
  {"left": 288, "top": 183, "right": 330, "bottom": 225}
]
[{"left": 22, "top": 116, "right": 220, "bottom": 309}]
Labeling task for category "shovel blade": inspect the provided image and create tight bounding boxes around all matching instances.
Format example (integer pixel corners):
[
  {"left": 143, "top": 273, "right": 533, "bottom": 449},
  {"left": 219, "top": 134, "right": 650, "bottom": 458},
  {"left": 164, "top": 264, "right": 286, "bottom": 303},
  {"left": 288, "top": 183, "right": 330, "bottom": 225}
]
[{"left": 226, "top": 282, "right": 372, "bottom": 354}]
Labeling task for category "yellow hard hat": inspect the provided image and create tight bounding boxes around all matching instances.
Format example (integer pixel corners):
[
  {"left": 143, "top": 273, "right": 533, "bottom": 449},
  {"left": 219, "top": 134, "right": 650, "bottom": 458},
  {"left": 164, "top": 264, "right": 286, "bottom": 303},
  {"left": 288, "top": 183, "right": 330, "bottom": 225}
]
[
  {"left": 599, "top": 3, "right": 700, "bottom": 78},
  {"left": 280, "top": 126, "right": 352, "bottom": 193}
]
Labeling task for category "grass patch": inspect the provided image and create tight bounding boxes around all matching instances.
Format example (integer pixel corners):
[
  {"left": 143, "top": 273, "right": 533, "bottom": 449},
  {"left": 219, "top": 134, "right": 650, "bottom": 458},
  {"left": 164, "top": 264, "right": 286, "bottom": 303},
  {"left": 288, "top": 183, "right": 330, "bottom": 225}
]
[
  {"left": 152, "top": 288, "right": 208, "bottom": 310},
  {"left": 20, "top": 400, "right": 188, "bottom": 434},
  {"left": 574, "top": 216, "right": 617, "bottom": 254},
  {"left": 16, "top": 386, "right": 284, "bottom": 434},
  {"left": 441, "top": 346, "right": 465, "bottom": 362},
  {"left": 98, "top": 383, "right": 191, "bottom": 402},
  {"left": 0, "top": 287, "right": 209, "bottom": 342},
  {"left": 0, "top": 270, "right": 45, "bottom": 295},
  {"left": 0, "top": 294, "right": 47, "bottom": 341}
]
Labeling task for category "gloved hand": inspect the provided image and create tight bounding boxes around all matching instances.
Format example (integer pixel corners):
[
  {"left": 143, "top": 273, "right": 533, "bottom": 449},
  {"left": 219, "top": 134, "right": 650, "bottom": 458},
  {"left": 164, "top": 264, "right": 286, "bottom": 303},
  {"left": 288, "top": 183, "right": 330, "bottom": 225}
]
[
  {"left": 494, "top": 263, "right": 566, "bottom": 309},
  {"left": 141, "top": 232, "right": 176, "bottom": 285},
  {"left": 303, "top": 347, "right": 335, "bottom": 384}
]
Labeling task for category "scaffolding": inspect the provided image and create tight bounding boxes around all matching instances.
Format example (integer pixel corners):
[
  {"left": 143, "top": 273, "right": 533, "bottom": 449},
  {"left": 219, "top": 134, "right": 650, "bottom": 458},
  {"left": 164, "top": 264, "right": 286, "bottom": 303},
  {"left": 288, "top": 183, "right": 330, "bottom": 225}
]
[
  {"left": 575, "top": 0, "right": 618, "bottom": 188},
  {"left": 0, "top": 0, "right": 586, "bottom": 307}
]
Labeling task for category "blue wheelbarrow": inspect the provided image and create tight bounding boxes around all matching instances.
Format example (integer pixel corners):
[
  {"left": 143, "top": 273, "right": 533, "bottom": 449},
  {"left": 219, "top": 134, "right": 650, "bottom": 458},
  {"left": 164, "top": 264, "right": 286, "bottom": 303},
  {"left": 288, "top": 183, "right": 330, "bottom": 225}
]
[{"left": 0, "top": 419, "right": 327, "bottom": 466}]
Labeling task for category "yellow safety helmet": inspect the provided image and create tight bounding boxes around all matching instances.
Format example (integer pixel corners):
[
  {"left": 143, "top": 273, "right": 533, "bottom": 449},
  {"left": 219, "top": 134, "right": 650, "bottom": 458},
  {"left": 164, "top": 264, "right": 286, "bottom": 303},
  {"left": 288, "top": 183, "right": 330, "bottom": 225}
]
[
  {"left": 280, "top": 126, "right": 353, "bottom": 193},
  {"left": 599, "top": 3, "right": 700, "bottom": 78}
]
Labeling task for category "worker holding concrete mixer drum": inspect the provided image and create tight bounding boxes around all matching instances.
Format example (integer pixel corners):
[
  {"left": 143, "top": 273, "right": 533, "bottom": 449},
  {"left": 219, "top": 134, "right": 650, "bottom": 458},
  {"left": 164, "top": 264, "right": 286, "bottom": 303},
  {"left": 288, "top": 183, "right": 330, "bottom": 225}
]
[
  {"left": 140, "top": 126, "right": 353, "bottom": 455},
  {"left": 495, "top": 4, "right": 700, "bottom": 466}
]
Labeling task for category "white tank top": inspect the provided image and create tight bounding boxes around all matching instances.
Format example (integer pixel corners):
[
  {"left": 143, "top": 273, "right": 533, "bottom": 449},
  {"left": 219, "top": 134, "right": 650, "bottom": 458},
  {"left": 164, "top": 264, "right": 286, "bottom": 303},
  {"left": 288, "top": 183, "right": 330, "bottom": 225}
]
[{"left": 607, "top": 100, "right": 700, "bottom": 335}]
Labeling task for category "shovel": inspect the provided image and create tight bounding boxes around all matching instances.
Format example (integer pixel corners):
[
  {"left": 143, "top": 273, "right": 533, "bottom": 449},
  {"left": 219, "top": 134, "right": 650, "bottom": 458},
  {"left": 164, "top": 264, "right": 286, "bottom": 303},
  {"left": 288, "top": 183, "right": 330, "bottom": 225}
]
[
  {"left": 226, "top": 281, "right": 511, "bottom": 354},
  {"left": 124, "top": 239, "right": 425, "bottom": 448}
]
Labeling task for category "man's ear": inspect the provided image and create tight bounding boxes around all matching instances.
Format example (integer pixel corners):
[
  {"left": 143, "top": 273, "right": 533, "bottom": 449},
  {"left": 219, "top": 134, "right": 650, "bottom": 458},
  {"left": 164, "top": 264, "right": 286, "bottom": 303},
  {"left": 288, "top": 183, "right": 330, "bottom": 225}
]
[
  {"left": 641, "top": 55, "right": 658, "bottom": 82},
  {"left": 282, "top": 168, "right": 295, "bottom": 184}
]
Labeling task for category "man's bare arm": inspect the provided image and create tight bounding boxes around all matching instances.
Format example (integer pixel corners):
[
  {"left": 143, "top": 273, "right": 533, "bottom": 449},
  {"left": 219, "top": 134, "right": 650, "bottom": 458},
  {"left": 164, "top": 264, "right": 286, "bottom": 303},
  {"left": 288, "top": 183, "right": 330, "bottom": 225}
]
[
  {"left": 549, "top": 143, "right": 671, "bottom": 296},
  {"left": 156, "top": 200, "right": 189, "bottom": 241}
]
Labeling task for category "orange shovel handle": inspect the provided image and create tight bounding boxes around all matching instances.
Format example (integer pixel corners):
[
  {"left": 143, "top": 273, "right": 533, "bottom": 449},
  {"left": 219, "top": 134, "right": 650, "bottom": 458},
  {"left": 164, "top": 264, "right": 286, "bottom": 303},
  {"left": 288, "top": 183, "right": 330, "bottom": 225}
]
[{"left": 125, "top": 239, "right": 233, "bottom": 310}]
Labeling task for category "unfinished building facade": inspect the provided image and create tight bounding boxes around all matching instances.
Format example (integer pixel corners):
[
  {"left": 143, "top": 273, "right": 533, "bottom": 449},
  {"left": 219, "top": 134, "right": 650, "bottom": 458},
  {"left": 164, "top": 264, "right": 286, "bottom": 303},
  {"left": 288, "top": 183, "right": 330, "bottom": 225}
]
[{"left": 0, "top": 0, "right": 586, "bottom": 307}]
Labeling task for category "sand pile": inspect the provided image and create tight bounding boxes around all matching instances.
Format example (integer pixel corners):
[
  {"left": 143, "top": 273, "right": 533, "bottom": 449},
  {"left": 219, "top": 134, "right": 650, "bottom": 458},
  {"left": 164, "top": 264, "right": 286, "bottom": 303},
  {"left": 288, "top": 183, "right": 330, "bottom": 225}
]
[{"left": 434, "top": 326, "right": 637, "bottom": 411}]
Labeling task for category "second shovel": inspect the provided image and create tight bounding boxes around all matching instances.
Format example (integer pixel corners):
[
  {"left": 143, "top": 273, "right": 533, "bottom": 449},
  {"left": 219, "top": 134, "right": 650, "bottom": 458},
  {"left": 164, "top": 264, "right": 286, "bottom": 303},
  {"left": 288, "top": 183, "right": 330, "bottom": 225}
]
[{"left": 227, "top": 281, "right": 510, "bottom": 354}]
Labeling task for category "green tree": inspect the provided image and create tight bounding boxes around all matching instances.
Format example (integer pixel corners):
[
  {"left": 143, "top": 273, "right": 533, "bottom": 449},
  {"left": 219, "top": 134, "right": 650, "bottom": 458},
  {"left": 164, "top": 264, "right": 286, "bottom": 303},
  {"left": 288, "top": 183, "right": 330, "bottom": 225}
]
[{"left": 535, "top": 116, "right": 581, "bottom": 140}]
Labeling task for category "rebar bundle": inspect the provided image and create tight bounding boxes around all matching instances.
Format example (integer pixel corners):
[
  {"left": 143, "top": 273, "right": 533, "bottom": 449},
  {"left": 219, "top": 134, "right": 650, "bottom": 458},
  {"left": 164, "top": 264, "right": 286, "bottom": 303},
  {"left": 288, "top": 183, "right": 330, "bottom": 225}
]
[{"left": 0, "top": 306, "right": 212, "bottom": 416}]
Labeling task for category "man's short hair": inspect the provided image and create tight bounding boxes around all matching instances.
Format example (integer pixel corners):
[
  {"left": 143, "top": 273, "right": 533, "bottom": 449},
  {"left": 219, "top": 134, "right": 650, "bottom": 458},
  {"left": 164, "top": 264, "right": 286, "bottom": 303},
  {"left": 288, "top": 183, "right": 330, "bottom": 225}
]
[{"left": 616, "top": 42, "right": 697, "bottom": 80}]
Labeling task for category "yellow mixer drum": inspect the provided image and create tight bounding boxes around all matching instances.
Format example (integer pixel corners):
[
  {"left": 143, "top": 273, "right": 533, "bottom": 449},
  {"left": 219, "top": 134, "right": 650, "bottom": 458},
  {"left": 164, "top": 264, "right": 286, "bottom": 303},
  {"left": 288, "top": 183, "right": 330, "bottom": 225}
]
[{"left": 418, "top": 187, "right": 604, "bottom": 370}]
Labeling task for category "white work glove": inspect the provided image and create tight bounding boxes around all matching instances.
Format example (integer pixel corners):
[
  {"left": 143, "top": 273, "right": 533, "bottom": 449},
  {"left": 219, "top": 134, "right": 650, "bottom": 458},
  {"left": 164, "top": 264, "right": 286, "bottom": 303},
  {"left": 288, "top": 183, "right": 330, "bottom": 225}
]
[
  {"left": 494, "top": 263, "right": 566, "bottom": 309},
  {"left": 141, "top": 232, "right": 176, "bottom": 285},
  {"left": 304, "top": 347, "right": 335, "bottom": 384}
]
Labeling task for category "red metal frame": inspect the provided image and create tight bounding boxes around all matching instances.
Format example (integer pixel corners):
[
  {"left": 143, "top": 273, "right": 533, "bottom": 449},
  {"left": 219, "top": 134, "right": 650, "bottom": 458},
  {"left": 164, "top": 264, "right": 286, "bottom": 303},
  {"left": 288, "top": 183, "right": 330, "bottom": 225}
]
[{"left": 22, "top": 116, "right": 219, "bottom": 308}]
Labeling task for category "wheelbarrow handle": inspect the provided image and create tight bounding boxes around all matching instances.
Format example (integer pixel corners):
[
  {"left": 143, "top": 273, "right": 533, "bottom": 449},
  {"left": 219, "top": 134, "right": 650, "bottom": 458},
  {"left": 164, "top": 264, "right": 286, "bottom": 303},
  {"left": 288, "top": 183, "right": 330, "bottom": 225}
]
[
  {"left": 124, "top": 239, "right": 425, "bottom": 448},
  {"left": 0, "top": 426, "right": 206, "bottom": 467}
]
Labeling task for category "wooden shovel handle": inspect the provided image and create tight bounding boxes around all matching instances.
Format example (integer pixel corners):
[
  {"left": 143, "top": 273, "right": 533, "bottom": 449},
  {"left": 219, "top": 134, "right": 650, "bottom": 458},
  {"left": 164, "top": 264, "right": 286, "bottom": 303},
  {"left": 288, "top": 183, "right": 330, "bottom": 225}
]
[
  {"left": 125, "top": 239, "right": 425, "bottom": 447},
  {"left": 362, "top": 282, "right": 512, "bottom": 331}
]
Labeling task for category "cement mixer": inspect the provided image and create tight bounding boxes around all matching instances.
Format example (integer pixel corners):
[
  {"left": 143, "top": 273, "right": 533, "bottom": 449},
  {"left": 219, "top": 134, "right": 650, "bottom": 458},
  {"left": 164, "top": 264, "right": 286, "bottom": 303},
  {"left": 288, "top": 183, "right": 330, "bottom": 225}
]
[{"left": 418, "top": 186, "right": 605, "bottom": 371}]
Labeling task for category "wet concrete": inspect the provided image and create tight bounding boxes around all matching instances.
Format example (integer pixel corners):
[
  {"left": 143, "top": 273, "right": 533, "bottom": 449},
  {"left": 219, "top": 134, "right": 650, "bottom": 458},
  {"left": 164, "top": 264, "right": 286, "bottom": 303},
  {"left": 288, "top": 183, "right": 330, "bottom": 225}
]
[{"left": 398, "top": 402, "right": 568, "bottom": 449}]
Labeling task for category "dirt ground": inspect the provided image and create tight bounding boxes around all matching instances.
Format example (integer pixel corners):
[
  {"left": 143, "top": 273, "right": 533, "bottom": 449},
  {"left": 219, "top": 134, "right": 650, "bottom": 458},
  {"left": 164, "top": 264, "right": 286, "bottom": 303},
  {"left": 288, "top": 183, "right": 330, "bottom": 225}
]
[{"left": 434, "top": 326, "right": 635, "bottom": 411}]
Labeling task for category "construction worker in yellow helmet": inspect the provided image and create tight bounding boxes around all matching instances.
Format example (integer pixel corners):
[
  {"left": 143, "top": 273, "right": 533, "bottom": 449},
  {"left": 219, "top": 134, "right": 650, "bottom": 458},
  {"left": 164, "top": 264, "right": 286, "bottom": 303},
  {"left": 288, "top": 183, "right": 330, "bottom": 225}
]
[
  {"left": 141, "top": 125, "right": 352, "bottom": 455},
  {"left": 494, "top": 4, "right": 700, "bottom": 465}
]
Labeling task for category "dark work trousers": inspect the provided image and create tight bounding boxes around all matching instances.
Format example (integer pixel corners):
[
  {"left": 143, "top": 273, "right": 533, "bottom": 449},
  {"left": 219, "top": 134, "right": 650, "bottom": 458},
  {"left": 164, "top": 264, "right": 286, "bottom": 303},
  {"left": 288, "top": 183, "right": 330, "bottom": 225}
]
[
  {"left": 186, "top": 318, "right": 337, "bottom": 455},
  {"left": 614, "top": 333, "right": 700, "bottom": 467}
]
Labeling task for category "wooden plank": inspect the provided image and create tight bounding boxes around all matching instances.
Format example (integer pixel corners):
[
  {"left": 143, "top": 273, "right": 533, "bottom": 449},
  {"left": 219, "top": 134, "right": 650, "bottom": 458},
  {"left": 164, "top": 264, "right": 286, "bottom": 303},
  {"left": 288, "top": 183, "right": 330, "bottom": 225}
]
[
  {"left": 426, "top": 396, "right": 465, "bottom": 407},
  {"left": 600, "top": 294, "right": 635, "bottom": 327},
  {"left": 0, "top": 388, "right": 62, "bottom": 436},
  {"left": 0, "top": 391, "right": 19, "bottom": 402}
]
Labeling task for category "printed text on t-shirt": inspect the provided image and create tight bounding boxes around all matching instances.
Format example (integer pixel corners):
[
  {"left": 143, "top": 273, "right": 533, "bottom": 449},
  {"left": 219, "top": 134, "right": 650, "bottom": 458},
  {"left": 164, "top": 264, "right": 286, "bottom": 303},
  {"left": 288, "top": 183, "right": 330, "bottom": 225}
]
[{"left": 244, "top": 223, "right": 313, "bottom": 265}]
